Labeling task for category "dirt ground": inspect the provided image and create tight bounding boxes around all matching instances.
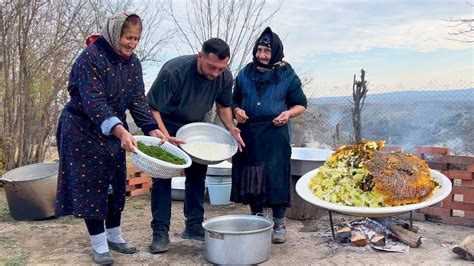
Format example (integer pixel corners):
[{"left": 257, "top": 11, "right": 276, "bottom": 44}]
[{"left": 0, "top": 186, "right": 473, "bottom": 265}]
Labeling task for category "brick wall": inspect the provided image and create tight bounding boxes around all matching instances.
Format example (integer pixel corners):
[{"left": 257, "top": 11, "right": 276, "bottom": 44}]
[{"left": 414, "top": 146, "right": 474, "bottom": 226}]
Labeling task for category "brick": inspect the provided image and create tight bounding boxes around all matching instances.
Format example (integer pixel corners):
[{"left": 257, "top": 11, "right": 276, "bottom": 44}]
[
  {"left": 442, "top": 155, "right": 474, "bottom": 165},
  {"left": 451, "top": 186, "right": 474, "bottom": 195},
  {"left": 415, "top": 146, "right": 450, "bottom": 157},
  {"left": 445, "top": 170, "right": 473, "bottom": 180},
  {"left": 461, "top": 179, "right": 474, "bottom": 187},
  {"left": 127, "top": 187, "right": 151, "bottom": 197},
  {"left": 420, "top": 206, "right": 451, "bottom": 218},
  {"left": 452, "top": 188, "right": 474, "bottom": 204},
  {"left": 469, "top": 164, "right": 474, "bottom": 173},
  {"left": 429, "top": 201, "right": 443, "bottom": 208},
  {"left": 427, "top": 161, "right": 448, "bottom": 171},
  {"left": 127, "top": 175, "right": 151, "bottom": 186},
  {"left": 465, "top": 210, "right": 474, "bottom": 219},
  {"left": 443, "top": 201, "right": 474, "bottom": 211}
]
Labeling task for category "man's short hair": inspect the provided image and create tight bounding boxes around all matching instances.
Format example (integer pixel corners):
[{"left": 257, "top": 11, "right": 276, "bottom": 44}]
[{"left": 202, "top": 38, "right": 230, "bottom": 59}]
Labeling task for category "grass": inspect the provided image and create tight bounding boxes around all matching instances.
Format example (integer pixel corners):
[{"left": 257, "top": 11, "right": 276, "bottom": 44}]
[
  {"left": 0, "top": 235, "right": 29, "bottom": 265},
  {"left": 0, "top": 197, "right": 14, "bottom": 222},
  {"left": 57, "top": 215, "right": 81, "bottom": 225},
  {"left": 128, "top": 194, "right": 151, "bottom": 210}
]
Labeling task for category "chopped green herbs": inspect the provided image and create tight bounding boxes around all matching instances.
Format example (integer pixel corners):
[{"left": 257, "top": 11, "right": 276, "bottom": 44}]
[{"left": 137, "top": 141, "right": 186, "bottom": 165}]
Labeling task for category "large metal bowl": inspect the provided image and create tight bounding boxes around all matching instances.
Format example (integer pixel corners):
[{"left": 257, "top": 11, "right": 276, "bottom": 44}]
[
  {"left": 290, "top": 147, "right": 333, "bottom": 176},
  {"left": 176, "top": 122, "right": 238, "bottom": 165}
]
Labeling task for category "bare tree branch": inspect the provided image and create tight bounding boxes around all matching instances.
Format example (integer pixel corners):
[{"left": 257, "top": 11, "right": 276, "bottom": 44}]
[{"left": 444, "top": 1, "right": 474, "bottom": 43}]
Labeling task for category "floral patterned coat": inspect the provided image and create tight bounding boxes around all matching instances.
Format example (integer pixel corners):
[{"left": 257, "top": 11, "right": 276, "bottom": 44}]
[{"left": 55, "top": 37, "right": 158, "bottom": 219}]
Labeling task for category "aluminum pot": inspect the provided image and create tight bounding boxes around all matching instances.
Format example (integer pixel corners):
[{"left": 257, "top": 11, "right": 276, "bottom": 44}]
[
  {"left": 291, "top": 147, "right": 333, "bottom": 176},
  {"left": 202, "top": 214, "right": 274, "bottom": 265},
  {"left": 0, "top": 162, "right": 59, "bottom": 221}
]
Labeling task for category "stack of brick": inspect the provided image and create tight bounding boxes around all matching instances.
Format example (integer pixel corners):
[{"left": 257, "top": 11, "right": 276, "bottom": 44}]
[
  {"left": 413, "top": 146, "right": 474, "bottom": 226},
  {"left": 126, "top": 165, "right": 152, "bottom": 197}
]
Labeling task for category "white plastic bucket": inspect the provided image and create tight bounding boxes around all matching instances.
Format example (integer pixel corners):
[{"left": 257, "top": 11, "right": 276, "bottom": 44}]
[
  {"left": 207, "top": 182, "right": 232, "bottom": 205},
  {"left": 206, "top": 161, "right": 232, "bottom": 205}
]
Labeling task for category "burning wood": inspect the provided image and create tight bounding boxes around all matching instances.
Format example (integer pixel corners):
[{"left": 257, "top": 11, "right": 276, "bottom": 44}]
[
  {"left": 350, "top": 230, "right": 368, "bottom": 247},
  {"left": 334, "top": 218, "right": 421, "bottom": 250},
  {"left": 370, "top": 235, "right": 386, "bottom": 246}
]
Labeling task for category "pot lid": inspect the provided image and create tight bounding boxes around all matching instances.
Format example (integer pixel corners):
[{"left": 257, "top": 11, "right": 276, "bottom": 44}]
[{"left": 1, "top": 163, "right": 59, "bottom": 182}]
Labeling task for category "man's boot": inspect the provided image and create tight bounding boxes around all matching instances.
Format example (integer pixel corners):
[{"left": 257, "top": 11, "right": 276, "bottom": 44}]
[
  {"left": 181, "top": 224, "right": 205, "bottom": 241},
  {"left": 149, "top": 230, "right": 170, "bottom": 254}
]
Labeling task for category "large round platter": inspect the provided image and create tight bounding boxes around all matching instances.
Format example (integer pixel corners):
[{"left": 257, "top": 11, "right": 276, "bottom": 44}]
[{"left": 295, "top": 168, "right": 452, "bottom": 217}]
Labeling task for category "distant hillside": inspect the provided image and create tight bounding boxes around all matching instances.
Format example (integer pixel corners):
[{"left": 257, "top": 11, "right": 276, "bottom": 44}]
[
  {"left": 310, "top": 88, "right": 474, "bottom": 104},
  {"left": 298, "top": 88, "right": 474, "bottom": 155}
]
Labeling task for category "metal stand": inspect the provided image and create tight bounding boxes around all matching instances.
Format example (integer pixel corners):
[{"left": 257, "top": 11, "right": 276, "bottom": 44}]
[{"left": 328, "top": 210, "right": 414, "bottom": 239}]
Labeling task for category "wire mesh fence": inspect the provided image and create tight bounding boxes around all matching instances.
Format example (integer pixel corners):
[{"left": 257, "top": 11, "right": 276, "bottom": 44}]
[{"left": 292, "top": 80, "right": 474, "bottom": 155}]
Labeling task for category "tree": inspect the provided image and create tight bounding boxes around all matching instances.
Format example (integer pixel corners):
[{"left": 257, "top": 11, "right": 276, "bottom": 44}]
[
  {"left": 165, "top": 0, "right": 282, "bottom": 76},
  {"left": 351, "top": 69, "right": 368, "bottom": 143},
  {"left": 0, "top": 0, "right": 170, "bottom": 171},
  {"left": 1, "top": 0, "right": 87, "bottom": 171},
  {"left": 163, "top": 0, "right": 281, "bottom": 124},
  {"left": 445, "top": 0, "right": 473, "bottom": 43}
]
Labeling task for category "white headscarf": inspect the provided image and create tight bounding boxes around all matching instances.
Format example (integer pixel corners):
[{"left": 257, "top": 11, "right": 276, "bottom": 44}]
[{"left": 101, "top": 11, "right": 139, "bottom": 55}]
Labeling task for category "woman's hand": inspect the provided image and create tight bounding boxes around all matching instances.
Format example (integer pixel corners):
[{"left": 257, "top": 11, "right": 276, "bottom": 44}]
[
  {"left": 112, "top": 124, "right": 137, "bottom": 152},
  {"left": 272, "top": 111, "right": 290, "bottom": 127},
  {"left": 234, "top": 107, "right": 249, "bottom": 124}
]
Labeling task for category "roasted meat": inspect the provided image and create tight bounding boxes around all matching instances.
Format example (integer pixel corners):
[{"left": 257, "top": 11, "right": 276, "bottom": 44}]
[
  {"left": 365, "top": 151, "right": 437, "bottom": 206},
  {"left": 310, "top": 140, "right": 438, "bottom": 207}
]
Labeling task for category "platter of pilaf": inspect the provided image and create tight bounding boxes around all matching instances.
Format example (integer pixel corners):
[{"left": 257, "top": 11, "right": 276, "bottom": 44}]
[{"left": 295, "top": 140, "right": 452, "bottom": 217}]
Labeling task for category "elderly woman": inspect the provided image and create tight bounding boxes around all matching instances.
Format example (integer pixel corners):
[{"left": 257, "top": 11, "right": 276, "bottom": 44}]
[
  {"left": 231, "top": 27, "right": 307, "bottom": 244},
  {"left": 55, "top": 12, "right": 163, "bottom": 264}
]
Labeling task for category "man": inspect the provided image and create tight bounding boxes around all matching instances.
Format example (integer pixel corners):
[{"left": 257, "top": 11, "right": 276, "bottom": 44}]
[{"left": 146, "top": 38, "right": 245, "bottom": 254}]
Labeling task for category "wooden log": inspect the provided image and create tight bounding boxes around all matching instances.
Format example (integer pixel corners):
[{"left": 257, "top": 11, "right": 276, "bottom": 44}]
[
  {"left": 396, "top": 222, "right": 420, "bottom": 233},
  {"left": 387, "top": 222, "right": 422, "bottom": 248},
  {"left": 370, "top": 235, "right": 386, "bottom": 246},
  {"left": 335, "top": 226, "right": 351, "bottom": 243},
  {"left": 350, "top": 230, "right": 367, "bottom": 247}
]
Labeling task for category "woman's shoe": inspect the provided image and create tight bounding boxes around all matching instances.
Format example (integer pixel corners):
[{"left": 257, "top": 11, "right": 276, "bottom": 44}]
[
  {"left": 107, "top": 241, "right": 138, "bottom": 254},
  {"left": 272, "top": 224, "right": 287, "bottom": 244},
  {"left": 92, "top": 250, "right": 114, "bottom": 265}
]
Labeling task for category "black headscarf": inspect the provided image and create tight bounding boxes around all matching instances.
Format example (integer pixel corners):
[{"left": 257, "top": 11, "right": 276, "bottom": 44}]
[{"left": 252, "top": 27, "right": 284, "bottom": 69}]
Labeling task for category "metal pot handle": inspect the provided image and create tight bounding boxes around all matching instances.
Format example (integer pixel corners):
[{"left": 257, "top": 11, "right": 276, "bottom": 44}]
[
  {"left": 254, "top": 212, "right": 270, "bottom": 218},
  {"left": 208, "top": 230, "right": 224, "bottom": 240},
  {"left": 0, "top": 178, "right": 17, "bottom": 192}
]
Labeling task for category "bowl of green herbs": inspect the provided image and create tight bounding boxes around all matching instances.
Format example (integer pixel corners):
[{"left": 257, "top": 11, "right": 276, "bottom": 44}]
[{"left": 131, "top": 136, "right": 192, "bottom": 178}]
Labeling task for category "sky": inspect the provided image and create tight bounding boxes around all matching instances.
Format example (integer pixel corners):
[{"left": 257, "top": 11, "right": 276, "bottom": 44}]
[{"left": 142, "top": 0, "right": 473, "bottom": 97}]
